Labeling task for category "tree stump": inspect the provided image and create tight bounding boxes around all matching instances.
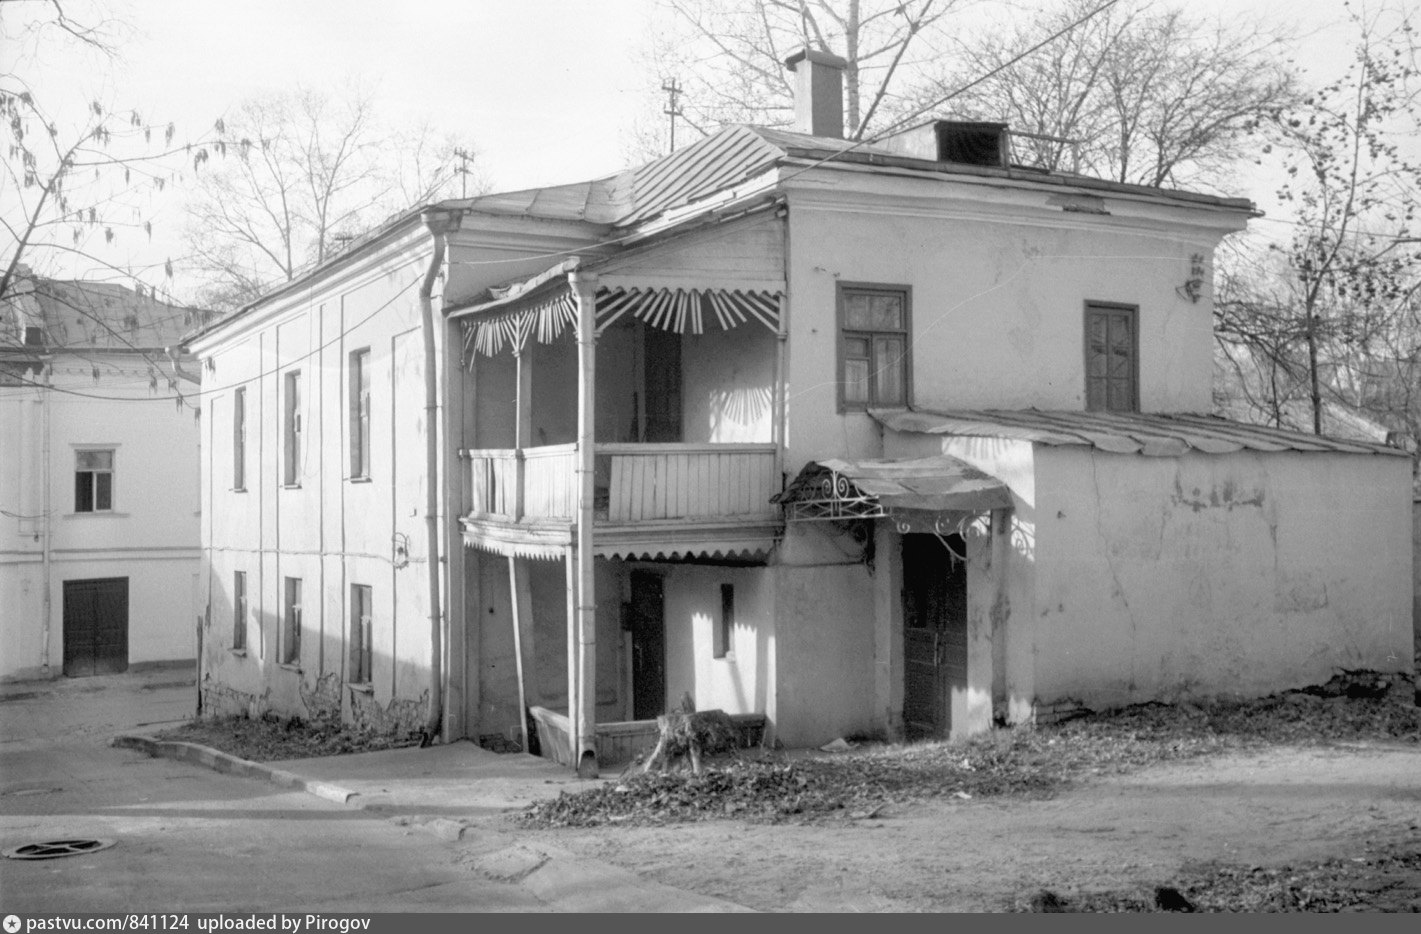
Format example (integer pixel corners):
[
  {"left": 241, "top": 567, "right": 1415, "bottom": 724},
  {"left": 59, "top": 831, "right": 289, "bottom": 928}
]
[{"left": 639, "top": 706, "right": 740, "bottom": 775}]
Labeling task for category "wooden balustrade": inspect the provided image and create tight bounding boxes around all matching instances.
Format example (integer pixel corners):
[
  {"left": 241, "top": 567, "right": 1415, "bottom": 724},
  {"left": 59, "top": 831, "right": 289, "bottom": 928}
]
[{"left": 464, "top": 442, "right": 778, "bottom": 523}]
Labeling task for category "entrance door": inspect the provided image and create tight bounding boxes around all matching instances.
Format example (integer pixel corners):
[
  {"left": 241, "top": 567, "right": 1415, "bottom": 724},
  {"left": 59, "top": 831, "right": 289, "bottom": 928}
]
[
  {"left": 642, "top": 327, "right": 682, "bottom": 442},
  {"left": 628, "top": 570, "right": 667, "bottom": 719},
  {"left": 63, "top": 577, "right": 129, "bottom": 677},
  {"left": 901, "top": 535, "right": 967, "bottom": 738}
]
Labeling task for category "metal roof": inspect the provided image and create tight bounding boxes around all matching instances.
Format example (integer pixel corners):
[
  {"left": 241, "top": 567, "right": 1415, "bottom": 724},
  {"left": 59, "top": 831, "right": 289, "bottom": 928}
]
[
  {"left": 872, "top": 408, "right": 1409, "bottom": 457},
  {"left": 774, "top": 455, "right": 1013, "bottom": 520}
]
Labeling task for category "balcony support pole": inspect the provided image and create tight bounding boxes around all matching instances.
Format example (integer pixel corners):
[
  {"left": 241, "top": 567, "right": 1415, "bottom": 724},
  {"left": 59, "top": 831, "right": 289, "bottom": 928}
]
[
  {"left": 571, "top": 269, "right": 600, "bottom": 778},
  {"left": 513, "top": 345, "right": 532, "bottom": 521}
]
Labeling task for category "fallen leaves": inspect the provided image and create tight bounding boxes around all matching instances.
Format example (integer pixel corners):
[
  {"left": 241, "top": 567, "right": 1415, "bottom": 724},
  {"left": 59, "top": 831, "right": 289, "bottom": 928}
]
[
  {"left": 522, "top": 670, "right": 1419, "bottom": 829},
  {"left": 154, "top": 714, "right": 421, "bottom": 762}
]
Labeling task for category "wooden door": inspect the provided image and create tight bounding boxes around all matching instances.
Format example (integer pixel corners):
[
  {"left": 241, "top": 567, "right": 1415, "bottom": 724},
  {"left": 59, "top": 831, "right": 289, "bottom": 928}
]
[
  {"left": 62, "top": 577, "right": 129, "bottom": 677},
  {"left": 628, "top": 570, "right": 667, "bottom": 720},
  {"left": 901, "top": 535, "right": 967, "bottom": 739},
  {"left": 642, "top": 327, "right": 682, "bottom": 442}
]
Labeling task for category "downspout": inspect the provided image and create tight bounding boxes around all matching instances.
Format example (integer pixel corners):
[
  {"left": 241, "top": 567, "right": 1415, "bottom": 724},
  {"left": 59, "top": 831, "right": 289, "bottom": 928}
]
[
  {"left": 419, "top": 208, "right": 460, "bottom": 739},
  {"left": 39, "top": 360, "right": 52, "bottom": 676},
  {"left": 570, "top": 268, "right": 599, "bottom": 778}
]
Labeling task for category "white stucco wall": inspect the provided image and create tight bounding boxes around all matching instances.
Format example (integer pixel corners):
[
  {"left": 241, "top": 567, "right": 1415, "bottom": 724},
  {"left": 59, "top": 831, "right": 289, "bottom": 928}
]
[
  {"left": 196, "top": 246, "right": 444, "bottom": 726},
  {"left": 771, "top": 523, "right": 876, "bottom": 746},
  {"left": 662, "top": 563, "right": 775, "bottom": 718},
  {"left": 1, "top": 360, "right": 200, "bottom": 681},
  {"left": 1031, "top": 447, "right": 1413, "bottom": 708}
]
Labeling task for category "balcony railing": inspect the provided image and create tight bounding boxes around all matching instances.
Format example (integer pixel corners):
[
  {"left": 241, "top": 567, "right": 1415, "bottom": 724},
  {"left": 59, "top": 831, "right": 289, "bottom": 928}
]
[{"left": 464, "top": 442, "right": 779, "bottom": 523}]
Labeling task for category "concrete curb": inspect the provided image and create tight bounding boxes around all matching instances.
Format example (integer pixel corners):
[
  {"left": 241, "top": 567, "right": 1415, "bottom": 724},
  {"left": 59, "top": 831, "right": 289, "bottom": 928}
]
[{"left": 111, "top": 734, "right": 358, "bottom": 804}]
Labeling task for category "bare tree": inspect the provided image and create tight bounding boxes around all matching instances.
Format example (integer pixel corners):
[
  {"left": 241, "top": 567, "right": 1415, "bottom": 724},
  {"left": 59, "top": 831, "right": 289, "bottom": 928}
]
[
  {"left": 643, "top": 0, "right": 961, "bottom": 145},
  {"left": 183, "top": 87, "right": 483, "bottom": 311},
  {"left": 1, "top": 0, "right": 194, "bottom": 307},
  {"left": 1215, "top": 3, "right": 1419, "bottom": 484},
  {"left": 938, "top": 0, "right": 1298, "bottom": 188}
]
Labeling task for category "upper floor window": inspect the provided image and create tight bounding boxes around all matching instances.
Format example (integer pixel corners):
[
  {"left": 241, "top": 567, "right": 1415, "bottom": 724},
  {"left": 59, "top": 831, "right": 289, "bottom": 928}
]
[
  {"left": 839, "top": 284, "right": 910, "bottom": 410},
  {"left": 283, "top": 371, "right": 302, "bottom": 486},
  {"left": 349, "top": 349, "right": 371, "bottom": 479},
  {"left": 1084, "top": 303, "right": 1138, "bottom": 413},
  {"left": 74, "top": 449, "right": 114, "bottom": 513},
  {"left": 233, "top": 387, "right": 247, "bottom": 491}
]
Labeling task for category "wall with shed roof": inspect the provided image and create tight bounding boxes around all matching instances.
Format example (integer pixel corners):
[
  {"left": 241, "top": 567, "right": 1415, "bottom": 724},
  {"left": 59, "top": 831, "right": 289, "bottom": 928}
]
[{"left": 1029, "top": 446, "right": 1412, "bottom": 709}]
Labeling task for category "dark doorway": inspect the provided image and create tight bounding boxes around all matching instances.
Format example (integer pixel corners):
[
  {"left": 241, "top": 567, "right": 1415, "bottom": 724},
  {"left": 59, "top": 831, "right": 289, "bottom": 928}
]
[
  {"left": 642, "top": 327, "right": 682, "bottom": 442},
  {"left": 628, "top": 570, "right": 667, "bottom": 719},
  {"left": 902, "top": 534, "right": 967, "bottom": 739},
  {"left": 62, "top": 577, "right": 129, "bottom": 677}
]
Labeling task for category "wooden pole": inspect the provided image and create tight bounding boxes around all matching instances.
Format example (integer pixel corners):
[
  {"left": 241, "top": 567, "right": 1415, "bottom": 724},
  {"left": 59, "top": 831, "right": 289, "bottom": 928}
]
[
  {"left": 571, "top": 269, "right": 600, "bottom": 778},
  {"left": 508, "top": 556, "right": 535, "bottom": 752}
]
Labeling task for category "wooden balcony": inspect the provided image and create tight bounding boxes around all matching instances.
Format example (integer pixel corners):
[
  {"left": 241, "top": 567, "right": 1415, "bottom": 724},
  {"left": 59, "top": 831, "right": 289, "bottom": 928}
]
[{"left": 460, "top": 442, "right": 783, "bottom": 560}]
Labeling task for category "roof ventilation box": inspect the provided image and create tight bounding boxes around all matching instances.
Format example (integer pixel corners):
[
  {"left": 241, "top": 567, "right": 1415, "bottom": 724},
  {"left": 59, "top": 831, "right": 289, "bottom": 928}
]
[{"left": 880, "top": 120, "right": 1009, "bottom": 167}]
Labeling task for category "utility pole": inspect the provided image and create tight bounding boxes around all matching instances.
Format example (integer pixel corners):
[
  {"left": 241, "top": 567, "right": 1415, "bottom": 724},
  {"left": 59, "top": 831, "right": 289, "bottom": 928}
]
[
  {"left": 661, "top": 78, "right": 683, "bottom": 154},
  {"left": 453, "top": 148, "right": 476, "bottom": 199}
]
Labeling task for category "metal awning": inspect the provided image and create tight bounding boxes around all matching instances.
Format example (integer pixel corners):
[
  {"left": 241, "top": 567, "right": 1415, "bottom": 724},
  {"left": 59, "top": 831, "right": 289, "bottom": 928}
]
[
  {"left": 772, "top": 456, "right": 1014, "bottom": 522},
  {"left": 449, "top": 258, "right": 782, "bottom": 360}
]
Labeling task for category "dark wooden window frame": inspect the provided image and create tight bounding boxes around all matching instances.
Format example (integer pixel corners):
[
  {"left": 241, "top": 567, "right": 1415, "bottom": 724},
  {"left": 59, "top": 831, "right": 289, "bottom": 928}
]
[
  {"left": 283, "top": 370, "right": 302, "bottom": 487},
  {"left": 1083, "top": 301, "right": 1140, "bottom": 413},
  {"left": 837, "top": 282, "right": 912, "bottom": 412},
  {"left": 233, "top": 387, "right": 246, "bottom": 491},
  {"left": 74, "top": 448, "right": 115, "bottom": 513},
  {"left": 349, "top": 348, "right": 372, "bottom": 481},
  {"left": 715, "top": 583, "right": 735, "bottom": 660},
  {"left": 350, "top": 583, "right": 373, "bottom": 685},
  {"left": 232, "top": 570, "right": 247, "bottom": 651},
  {"left": 282, "top": 576, "right": 302, "bottom": 666}
]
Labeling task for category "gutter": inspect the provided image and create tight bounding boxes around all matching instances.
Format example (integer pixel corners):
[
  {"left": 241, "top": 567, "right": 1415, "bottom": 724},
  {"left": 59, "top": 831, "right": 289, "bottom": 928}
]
[{"left": 418, "top": 207, "right": 462, "bottom": 740}]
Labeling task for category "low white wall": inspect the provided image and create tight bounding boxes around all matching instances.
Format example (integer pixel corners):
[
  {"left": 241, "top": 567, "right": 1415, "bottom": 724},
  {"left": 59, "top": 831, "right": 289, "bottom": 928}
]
[
  {"left": 663, "top": 564, "right": 775, "bottom": 718},
  {"left": 1032, "top": 447, "right": 1413, "bottom": 708}
]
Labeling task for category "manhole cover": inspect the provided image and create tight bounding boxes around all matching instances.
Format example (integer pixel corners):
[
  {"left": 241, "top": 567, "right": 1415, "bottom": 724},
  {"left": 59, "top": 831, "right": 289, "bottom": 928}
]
[{"left": 4, "top": 839, "right": 116, "bottom": 860}]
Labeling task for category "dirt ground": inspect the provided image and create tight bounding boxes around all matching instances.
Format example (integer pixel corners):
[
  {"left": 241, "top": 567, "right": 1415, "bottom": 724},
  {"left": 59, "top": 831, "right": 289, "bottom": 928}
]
[{"left": 516, "top": 741, "right": 1421, "bottom": 912}]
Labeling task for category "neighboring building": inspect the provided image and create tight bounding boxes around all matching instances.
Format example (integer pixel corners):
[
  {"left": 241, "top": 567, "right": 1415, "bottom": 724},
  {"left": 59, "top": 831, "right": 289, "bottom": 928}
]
[
  {"left": 183, "top": 50, "right": 1413, "bottom": 771},
  {"left": 0, "top": 271, "right": 217, "bottom": 681}
]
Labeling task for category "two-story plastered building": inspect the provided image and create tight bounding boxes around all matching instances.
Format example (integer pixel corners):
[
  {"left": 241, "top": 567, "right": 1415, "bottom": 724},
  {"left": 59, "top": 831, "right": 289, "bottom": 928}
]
[
  {"left": 183, "top": 50, "right": 1413, "bottom": 774},
  {"left": 1, "top": 273, "right": 214, "bottom": 682}
]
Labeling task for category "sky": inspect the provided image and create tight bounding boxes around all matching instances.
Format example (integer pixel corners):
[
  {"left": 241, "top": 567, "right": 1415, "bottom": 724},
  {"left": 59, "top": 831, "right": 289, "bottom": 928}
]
[{"left": 2, "top": 0, "right": 1377, "bottom": 297}]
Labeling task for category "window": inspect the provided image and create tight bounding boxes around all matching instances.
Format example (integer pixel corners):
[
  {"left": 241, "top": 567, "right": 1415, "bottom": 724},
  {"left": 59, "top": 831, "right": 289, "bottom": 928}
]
[
  {"left": 233, "top": 387, "right": 247, "bottom": 490},
  {"left": 233, "top": 571, "right": 247, "bottom": 651},
  {"left": 350, "top": 584, "right": 372, "bottom": 684},
  {"left": 74, "top": 449, "right": 114, "bottom": 512},
  {"left": 349, "top": 349, "right": 370, "bottom": 479},
  {"left": 283, "top": 371, "right": 302, "bottom": 486},
  {"left": 1084, "top": 303, "right": 1138, "bottom": 413},
  {"left": 281, "top": 576, "right": 302, "bottom": 665},
  {"left": 838, "top": 284, "right": 910, "bottom": 410},
  {"left": 715, "top": 584, "right": 735, "bottom": 659}
]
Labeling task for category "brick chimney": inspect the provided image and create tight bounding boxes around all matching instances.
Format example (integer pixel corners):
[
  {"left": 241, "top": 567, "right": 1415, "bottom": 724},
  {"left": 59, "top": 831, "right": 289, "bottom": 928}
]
[{"left": 783, "top": 48, "right": 847, "bottom": 139}]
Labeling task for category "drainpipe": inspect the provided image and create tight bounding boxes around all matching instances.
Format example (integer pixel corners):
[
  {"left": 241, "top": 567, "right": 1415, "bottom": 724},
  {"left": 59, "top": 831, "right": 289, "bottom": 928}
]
[
  {"left": 570, "top": 268, "right": 599, "bottom": 778},
  {"left": 419, "top": 208, "right": 460, "bottom": 740},
  {"left": 39, "top": 360, "right": 52, "bottom": 676}
]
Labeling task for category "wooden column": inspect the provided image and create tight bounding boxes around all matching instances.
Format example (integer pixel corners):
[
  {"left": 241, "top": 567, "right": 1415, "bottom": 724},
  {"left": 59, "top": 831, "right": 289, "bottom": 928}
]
[
  {"left": 565, "top": 545, "right": 579, "bottom": 758},
  {"left": 513, "top": 344, "right": 532, "bottom": 520},
  {"left": 508, "top": 556, "right": 537, "bottom": 751},
  {"left": 570, "top": 269, "right": 599, "bottom": 778}
]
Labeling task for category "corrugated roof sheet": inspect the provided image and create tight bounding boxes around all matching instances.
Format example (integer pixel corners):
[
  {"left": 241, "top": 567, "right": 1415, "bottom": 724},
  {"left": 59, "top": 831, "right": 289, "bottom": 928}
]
[
  {"left": 7, "top": 278, "right": 215, "bottom": 351},
  {"left": 872, "top": 408, "right": 1409, "bottom": 457}
]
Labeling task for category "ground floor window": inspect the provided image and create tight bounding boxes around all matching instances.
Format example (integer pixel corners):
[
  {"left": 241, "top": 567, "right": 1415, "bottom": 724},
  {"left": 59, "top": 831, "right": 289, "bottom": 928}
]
[
  {"left": 282, "top": 576, "right": 302, "bottom": 665},
  {"left": 350, "top": 583, "right": 372, "bottom": 684}
]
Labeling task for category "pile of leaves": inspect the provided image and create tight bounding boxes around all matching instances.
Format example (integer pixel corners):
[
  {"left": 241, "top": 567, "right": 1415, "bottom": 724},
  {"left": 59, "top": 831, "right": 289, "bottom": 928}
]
[
  {"left": 154, "top": 713, "right": 421, "bottom": 762},
  {"left": 522, "top": 671, "right": 1418, "bottom": 828},
  {"left": 1021, "top": 848, "right": 1421, "bottom": 912}
]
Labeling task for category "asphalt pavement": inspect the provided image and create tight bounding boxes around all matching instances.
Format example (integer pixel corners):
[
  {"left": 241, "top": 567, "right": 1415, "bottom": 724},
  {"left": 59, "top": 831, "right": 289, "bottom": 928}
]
[{"left": 0, "top": 666, "right": 750, "bottom": 913}]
